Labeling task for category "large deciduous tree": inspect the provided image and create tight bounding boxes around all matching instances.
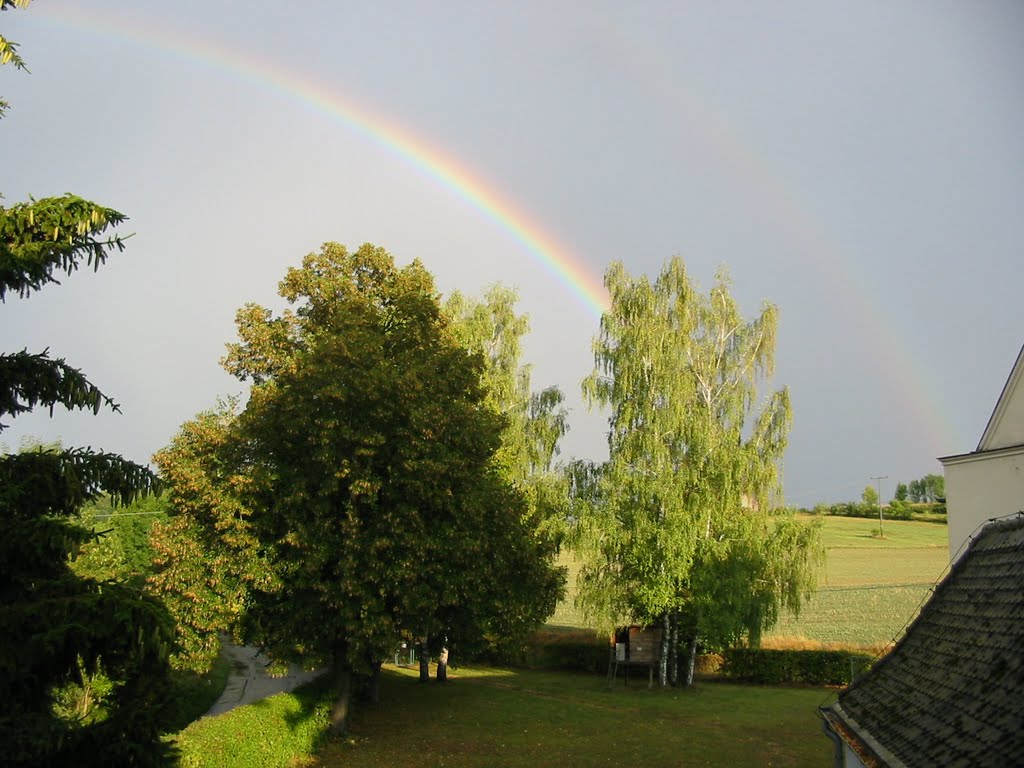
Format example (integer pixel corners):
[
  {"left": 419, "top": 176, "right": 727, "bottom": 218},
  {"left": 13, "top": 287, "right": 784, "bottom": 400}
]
[
  {"left": 149, "top": 402, "right": 262, "bottom": 673},
  {"left": 152, "top": 243, "right": 562, "bottom": 733},
  {"left": 0, "top": 5, "right": 174, "bottom": 764},
  {"left": 571, "top": 258, "right": 821, "bottom": 686}
]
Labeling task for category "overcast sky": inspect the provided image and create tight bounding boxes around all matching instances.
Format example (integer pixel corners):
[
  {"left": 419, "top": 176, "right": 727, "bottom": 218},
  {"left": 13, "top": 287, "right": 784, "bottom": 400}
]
[{"left": 3, "top": 1, "right": 1022, "bottom": 507}]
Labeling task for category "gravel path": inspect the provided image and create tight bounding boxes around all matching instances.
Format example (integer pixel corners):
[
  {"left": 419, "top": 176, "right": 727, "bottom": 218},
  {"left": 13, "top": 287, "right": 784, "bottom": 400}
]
[{"left": 205, "top": 642, "right": 324, "bottom": 717}]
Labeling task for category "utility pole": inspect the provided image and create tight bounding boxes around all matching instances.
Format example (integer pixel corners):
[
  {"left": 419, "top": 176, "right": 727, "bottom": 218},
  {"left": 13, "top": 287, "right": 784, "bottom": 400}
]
[{"left": 870, "top": 475, "right": 888, "bottom": 537}]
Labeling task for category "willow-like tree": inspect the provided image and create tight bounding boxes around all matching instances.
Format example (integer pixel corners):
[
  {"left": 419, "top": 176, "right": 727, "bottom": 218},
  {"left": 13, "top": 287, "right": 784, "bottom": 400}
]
[
  {"left": 1, "top": 4, "right": 173, "bottom": 763},
  {"left": 439, "top": 285, "right": 568, "bottom": 676},
  {"left": 571, "top": 258, "right": 821, "bottom": 686},
  {"left": 444, "top": 286, "right": 568, "bottom": 485}
]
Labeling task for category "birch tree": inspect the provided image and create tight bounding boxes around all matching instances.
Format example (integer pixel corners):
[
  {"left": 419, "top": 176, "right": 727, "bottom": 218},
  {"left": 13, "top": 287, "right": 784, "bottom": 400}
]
[
  {"left": 572, "top": 257, "right": 821, "bottom": 686},
  {"left": 444, "top": 285, "right": 569, "bottom": 529},
  {"left": 440, "top": 285, "right": 569, "bottom": 676}
]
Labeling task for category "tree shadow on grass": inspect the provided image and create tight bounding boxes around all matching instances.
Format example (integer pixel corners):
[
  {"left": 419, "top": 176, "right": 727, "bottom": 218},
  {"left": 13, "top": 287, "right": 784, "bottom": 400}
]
[
  {"left": 158, "top": 654, "right": 234, "bottom": 733},
  {"left": 260, "top": 673, "right": 336, "bottom": 754}
]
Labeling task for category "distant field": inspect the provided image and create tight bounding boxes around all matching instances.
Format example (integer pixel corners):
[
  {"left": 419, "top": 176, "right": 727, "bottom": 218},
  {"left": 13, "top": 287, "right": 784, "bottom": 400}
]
[
  {"left": 551, "top": 515, "right": 952, "bottom": 648},
  {"left": 815, "top": 514, "right": 948, "bottom": 550}
]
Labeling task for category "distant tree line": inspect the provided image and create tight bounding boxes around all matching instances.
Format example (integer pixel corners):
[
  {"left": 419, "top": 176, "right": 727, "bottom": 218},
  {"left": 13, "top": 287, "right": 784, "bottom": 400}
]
[
  {"left": 894, "top": 473, "right": 944, "bottom": 504},
  {"left": 805, "top": 473, "right": 946, "bottom": 521}
]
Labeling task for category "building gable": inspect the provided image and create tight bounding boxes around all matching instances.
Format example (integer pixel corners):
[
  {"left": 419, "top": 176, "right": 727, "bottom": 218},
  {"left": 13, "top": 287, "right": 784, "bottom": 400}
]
[{"left": 978, "top": 342, "right": 1024, "bottom": 452}]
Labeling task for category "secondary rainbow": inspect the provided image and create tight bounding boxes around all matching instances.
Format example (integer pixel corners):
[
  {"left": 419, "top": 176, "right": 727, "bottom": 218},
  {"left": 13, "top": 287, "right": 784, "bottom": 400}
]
[
  {"left": 588, "top": 18, "right": 961, "bottom": 454},
  {"left": 26, "top": 5, "right": 963, "bottom": 457}
]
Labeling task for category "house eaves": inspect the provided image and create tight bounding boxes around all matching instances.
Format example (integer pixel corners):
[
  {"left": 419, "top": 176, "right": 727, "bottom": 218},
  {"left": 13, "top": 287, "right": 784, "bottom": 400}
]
[
  {"left": 938, "top": 442, "right": 1024, "bottom": 467},
  {"left": 822, "top": 703, "right": 908, "bottom": 768}
]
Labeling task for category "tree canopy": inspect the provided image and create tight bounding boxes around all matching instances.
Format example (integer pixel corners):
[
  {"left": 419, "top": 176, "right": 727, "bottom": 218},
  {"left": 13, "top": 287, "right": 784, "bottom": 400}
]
[
  {"left": 444, "top": 284, "right": 569, "bottom": 540},
  {"left": 908, "top": 473, "right": 944, "bottom": 503},
  {"left": 151, "top": 243, "right": 563, "bottom": 733},
  {"left": 570, "top": 258, "right": 821, "bottom": 686}
]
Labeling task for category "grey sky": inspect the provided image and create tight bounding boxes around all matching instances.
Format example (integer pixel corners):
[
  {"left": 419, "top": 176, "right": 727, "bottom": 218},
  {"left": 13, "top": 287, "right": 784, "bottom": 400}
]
[{"left": 2, "top": 1, "right": 1022, "bottom": 507}]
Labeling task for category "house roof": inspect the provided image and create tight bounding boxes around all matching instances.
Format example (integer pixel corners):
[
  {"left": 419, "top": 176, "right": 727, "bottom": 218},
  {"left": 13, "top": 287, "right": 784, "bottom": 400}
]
[{"left": 822, "top": 514, "right": 1024, "bottom": 767}]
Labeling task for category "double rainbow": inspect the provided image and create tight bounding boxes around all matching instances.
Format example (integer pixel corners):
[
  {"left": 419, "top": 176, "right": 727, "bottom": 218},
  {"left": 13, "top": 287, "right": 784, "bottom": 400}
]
[{"left": 22, "top": 5, "right": 961, "bottom": 456}]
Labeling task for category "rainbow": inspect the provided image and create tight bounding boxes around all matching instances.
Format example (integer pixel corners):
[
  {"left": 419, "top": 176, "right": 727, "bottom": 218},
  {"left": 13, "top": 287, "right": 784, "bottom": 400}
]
[
  {"left": 25, "top": 5, "right": 610, "bottom": 319},
  {"left": 585, "top": 15, "right": 961, "bottom": 455},
  {"left": 19, "top": 5, "right": 963, "bottom": 457}
]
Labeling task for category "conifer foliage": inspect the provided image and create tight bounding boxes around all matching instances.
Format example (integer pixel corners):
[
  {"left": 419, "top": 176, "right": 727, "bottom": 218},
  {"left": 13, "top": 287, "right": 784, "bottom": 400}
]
[{"left": 0, "top": 4, "right": 173, "bottom": 764}]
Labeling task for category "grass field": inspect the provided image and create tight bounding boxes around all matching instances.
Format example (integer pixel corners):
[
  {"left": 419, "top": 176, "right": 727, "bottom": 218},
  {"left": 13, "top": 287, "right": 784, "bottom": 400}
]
[
  {"left": 550, "top": 515, "right": 952, "bottom": 647},
  {"left": 773, "top": 515, "right": 950, "bottom": 646},
  {"left": 815, "top": 514, "right": 948, "bottom": 550},
  {"left": 315, "top": 666, "right": 832, "bottom": 767},
  {"left": 176, "top": 666, "right": 833, "bottom": 767}
]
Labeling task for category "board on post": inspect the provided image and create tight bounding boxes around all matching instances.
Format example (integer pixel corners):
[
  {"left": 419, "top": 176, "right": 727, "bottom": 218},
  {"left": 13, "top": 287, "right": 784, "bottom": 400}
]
[{"left": 607, "top": 625, "right": 663, "bottom": 689}]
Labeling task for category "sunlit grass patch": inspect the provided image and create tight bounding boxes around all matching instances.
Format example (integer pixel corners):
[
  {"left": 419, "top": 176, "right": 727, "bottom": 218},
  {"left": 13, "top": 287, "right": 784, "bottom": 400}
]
[
  {"left": 314, "top": 667, "right": 831, "bottom": 768},
  {"left": 173, "top": 675, "right": 332, "bottom": 768}
]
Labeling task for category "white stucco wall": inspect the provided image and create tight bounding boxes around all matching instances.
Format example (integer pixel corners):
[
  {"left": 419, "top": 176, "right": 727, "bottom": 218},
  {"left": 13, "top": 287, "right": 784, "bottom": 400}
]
[
  {"left": 985, "top": 391, "right": 1024, "bottom": 449},
  {"left": 943, "top": 446, "right": 1024, "bottom": 558},
  {"left": 979, "top": 346, "right": 1024, "bottom": 451},
  {"left": 983, "top": 366, "right": 1024, "bottom": 450}
]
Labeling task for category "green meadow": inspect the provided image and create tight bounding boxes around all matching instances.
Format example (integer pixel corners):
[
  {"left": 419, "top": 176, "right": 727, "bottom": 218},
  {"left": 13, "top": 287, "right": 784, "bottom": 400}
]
[
  {"left": 175, "top": 665, "right": 832, "bottom": 768},
  {"left": 551, "top": 515, "right": 952, "bottom": 648},
  {"left": 768, "top": 515, "right": 950, "bottom": 647}
]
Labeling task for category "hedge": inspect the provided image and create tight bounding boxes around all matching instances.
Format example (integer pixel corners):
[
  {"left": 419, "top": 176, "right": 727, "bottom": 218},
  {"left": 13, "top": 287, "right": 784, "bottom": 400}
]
[{"left": 720, "top": 648, "right": 874, "bottom": 686}]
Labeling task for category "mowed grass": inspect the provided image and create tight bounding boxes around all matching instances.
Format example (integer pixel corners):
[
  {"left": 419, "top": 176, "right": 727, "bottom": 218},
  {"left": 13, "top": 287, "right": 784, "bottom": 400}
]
[
  {"left": 174, "top": 675, "right": 332, "bottom": 767},
  {"left": 769, "top": 515, "right": 950, "bottom": 646},
  {"left": 815, "top": 514, "right": 948, "bottom": 550},
  {"left": 551, "top": 515, "right": 952, "bottom": 647},
  {"left": 312, "top": 665, "right": 832, "bottom": 768}
]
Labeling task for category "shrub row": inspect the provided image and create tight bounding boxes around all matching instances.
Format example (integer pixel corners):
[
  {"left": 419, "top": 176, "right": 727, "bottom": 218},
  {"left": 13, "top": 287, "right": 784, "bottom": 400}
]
[
  {"left": 806, "top": 502, "right": 945, "bottom": 520},
  {"left": 515, "top": 633, "right": 723, "bottom": 677},
  {"left": 485, "top": 630, "right": 611, "bottom": 673},
  {"left": 529, "top": 639, "right": 609, "bottom": 673},
  {"left": 720, "top": 648, "right": 874, "bottom": 686}
]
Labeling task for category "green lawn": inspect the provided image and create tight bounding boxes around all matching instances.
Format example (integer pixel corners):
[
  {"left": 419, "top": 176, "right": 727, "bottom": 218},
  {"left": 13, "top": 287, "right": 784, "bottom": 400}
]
[
  {"left": 551, "top": 515, "right": 953, "bottom": 647},
  {"left": 814, "top": 514, "right": 948, "bottom": 550},
  {"left": 174, "top": 675, "right": 332, "bottom": 768},
  {"left": 313, "top": 665, "right": 831, "bottom": 768},
  {"left": 766, "top": 515, "right": 950, "bottom": 646}
]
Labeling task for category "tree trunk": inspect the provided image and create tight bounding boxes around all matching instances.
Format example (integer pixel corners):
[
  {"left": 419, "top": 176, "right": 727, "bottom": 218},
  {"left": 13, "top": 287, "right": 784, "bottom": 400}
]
[
  {"left": 684, "top": 632, "right": 698, "bottom": 687},
  {"left": 658, "top": 612, "right": 670, "bottom": 687},
  {"left": 364, "top": 660, "right": 381, "bottom": 704},
  {"left": 436, "top": 642, "right": 449, "bottom": 683},
  {"left": 668, "top": 609, "right": 679, "bottom": 687},
  {"left": 418, "top": 637, "right": 430, "bottom": 682},
  {"left": 329, "top": 645, "right": 353, "bottom": 736}
]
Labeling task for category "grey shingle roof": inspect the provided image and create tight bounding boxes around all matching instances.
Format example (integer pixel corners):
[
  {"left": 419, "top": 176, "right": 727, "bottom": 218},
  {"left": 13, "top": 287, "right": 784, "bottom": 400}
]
[{"left": 823, "top": 515, "right": 1024, "bottom": 767}]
